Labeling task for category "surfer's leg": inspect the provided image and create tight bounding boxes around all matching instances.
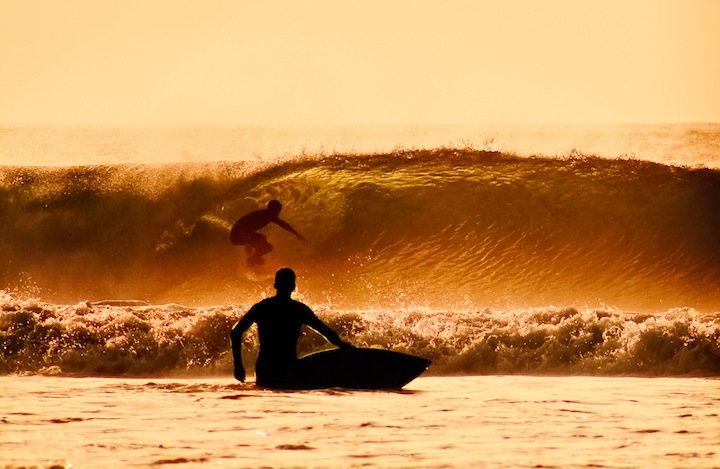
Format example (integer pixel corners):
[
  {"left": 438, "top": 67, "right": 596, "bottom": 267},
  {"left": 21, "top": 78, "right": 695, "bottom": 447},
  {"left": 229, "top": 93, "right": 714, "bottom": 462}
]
[
  {"left": 247, "top": 233, "right": 272, "bottom": 265},
  {"left": 232, "top": 230, "right": 262, "bottom": 265},
  {"left": 255, "top": 362, "right": 300, "bottom": 389},
  {"left": 255, "top": 237, "right": 273, "bottom": 256},
  {"left": 230, "top": 226, "right": 249, "bottom": 246}
]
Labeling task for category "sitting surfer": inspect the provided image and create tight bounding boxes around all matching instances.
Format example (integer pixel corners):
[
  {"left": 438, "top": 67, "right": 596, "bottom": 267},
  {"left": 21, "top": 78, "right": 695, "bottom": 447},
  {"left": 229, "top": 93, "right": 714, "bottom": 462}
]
[
  {"left": 229, "top": 200, "right": 305, "bottom": 266},
  {"left": 230, "top": 268, "right": 354, "bottom": 388}
]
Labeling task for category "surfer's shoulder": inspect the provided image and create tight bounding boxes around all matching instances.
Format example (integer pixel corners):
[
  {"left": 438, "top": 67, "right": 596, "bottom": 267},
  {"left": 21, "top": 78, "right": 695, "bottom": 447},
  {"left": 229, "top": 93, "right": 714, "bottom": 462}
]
[
  {"left": 289, "top": 299, "right": 314, "bottom": 316},
  {"left": 253, "top": 297, "right": 276, "bottom": 308}
]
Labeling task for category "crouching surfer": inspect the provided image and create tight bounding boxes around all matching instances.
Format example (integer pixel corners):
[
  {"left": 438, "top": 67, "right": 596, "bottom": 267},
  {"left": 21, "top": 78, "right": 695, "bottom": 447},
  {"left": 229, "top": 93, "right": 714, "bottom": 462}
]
[
  {"left": 230, "top": 268, "right": 354, "bottom": 388},
  {"left": 229, "top": 200, "right": 305, "bottom": 267}
]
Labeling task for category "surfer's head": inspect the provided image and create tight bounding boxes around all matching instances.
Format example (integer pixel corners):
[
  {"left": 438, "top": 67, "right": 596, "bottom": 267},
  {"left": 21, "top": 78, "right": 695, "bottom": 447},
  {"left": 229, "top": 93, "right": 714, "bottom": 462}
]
[
  {"left": 274, "top": 268, "right": 296, "bottom": 296},
  {"left": 267, "top": 199, "right": 282, "bottom": 216}
]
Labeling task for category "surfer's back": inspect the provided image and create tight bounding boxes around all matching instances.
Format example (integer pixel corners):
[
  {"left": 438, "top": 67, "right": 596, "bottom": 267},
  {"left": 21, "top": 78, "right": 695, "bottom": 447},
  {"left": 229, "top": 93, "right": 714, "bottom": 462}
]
[{"left": 251, "top": 296, "right": 314, "bottom": 370}]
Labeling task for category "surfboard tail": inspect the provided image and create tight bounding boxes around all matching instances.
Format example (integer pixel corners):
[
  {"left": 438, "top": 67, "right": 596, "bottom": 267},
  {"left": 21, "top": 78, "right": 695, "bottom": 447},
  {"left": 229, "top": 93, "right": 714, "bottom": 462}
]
[{"left": 296, "top": 348, "right": 431, "bottom": 390}]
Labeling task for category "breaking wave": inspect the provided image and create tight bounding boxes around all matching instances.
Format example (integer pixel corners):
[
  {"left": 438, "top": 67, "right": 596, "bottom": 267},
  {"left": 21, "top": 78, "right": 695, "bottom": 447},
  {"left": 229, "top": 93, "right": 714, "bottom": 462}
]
[
  {"left": 1, "top": 292, "right": 718, "bottom": 377},
  {"left": 1, "top": 149, "right": 719, "bottom": 311}
]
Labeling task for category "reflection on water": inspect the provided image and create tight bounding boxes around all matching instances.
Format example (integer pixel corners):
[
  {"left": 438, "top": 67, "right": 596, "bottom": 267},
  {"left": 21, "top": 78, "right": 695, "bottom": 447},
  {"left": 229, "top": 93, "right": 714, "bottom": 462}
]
[{"left": 2, "top": 376, "right": 719, "bottom": 468}]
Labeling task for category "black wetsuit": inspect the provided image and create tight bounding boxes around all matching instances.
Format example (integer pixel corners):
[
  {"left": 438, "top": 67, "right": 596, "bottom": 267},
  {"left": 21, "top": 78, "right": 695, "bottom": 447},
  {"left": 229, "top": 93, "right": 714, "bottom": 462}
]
[{"left": 232, "top": 296, "right": 346, "bottom": 388}]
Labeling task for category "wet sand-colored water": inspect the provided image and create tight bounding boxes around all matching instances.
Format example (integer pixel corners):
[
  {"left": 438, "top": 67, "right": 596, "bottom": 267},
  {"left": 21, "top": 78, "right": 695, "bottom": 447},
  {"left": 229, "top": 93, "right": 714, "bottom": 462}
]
[{"left": 2, "top": 375, "right": 718, "bottom": 468}]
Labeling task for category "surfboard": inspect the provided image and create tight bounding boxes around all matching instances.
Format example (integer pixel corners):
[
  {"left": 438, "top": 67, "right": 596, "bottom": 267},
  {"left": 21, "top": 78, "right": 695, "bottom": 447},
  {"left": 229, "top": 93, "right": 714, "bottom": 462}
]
[
  {"left": 241, "top": 258, "right": 277, "bottom": 282},
  {"left": 243, "top": 267, "right": 274, "bottom": 282},
  {"left": 294, "top": 348, "right": 430, "bottom": 390}
]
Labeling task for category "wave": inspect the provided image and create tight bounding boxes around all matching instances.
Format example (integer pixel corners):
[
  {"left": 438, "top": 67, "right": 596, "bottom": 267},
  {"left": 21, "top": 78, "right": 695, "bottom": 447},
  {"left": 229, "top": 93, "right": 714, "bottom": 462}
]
[
  {"left": 1, "top": 292, "right": 718, "bottom": 377},
  {"left": 1, "top": 149, "right": 720, "bottom": 311}
]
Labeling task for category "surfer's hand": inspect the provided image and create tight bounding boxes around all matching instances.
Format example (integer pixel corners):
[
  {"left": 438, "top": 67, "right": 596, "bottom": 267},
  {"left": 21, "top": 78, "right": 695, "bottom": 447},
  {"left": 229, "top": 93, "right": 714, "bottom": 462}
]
[{"left": 234, "top": 366, "right": 246, "bottom": 382}]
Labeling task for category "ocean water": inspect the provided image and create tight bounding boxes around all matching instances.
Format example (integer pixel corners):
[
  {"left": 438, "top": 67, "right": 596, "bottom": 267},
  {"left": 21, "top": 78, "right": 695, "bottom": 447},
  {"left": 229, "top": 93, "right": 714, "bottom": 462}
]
[
  {"left": 3, "top": 376, "right": 719, "bottom": 468},
  {"left": 1, "top": 124, "right": 719, "bottom": 467}
]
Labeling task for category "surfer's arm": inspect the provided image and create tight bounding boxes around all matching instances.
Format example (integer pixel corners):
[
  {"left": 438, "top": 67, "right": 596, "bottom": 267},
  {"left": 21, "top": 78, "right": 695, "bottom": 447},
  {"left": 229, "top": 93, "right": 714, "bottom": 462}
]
[
  {"left": 230, "top": 310, "right": 257, "bottom": 381},
  {"left": 304, "top": 311, "right": 353, "bottom": 349},
  {"left": 273, "top": 218, "right": 305, "bottom": 241}
]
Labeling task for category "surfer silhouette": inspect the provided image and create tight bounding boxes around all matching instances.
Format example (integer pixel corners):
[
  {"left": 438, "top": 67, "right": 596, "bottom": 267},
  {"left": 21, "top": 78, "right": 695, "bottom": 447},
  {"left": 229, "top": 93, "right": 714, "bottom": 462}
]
[
  {"left": 230, "top": 200, "right": 304, "bottom": 266},
  {"left": 230, "top": 268, "right": 353, "bottom": 388}
]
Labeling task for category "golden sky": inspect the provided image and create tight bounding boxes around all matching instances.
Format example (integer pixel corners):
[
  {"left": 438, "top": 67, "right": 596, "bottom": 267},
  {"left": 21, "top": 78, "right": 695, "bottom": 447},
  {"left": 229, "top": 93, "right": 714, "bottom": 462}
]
[{"left": 2, "top": 0, "right": 719, "bottom": 126}]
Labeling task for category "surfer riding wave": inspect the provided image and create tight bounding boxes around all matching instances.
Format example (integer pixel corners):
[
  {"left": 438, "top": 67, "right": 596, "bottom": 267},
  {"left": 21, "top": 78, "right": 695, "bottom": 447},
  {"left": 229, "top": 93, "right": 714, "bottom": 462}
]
[{"left": 230, "top": 200, "right": 305, "bottom": 266}]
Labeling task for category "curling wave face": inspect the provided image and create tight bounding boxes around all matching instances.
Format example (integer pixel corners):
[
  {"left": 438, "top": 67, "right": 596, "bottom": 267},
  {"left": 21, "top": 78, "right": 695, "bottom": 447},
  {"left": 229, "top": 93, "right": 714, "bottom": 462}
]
[{"left": 1, "top": 149, "right": 719, "bottom": 311}]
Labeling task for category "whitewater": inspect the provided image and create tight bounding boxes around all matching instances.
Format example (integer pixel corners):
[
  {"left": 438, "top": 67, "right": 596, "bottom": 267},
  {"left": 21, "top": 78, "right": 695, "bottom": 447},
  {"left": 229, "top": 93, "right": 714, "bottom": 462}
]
[{"left": 1, "top": 125, "right": 719, "bottom": 468}]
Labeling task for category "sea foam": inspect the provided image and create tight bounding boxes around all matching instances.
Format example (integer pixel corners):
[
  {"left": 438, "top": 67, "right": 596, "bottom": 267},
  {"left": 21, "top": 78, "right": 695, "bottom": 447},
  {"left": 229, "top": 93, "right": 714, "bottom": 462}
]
[{"left": 1, "top": 292, "right": 718, "bottom": 377}]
